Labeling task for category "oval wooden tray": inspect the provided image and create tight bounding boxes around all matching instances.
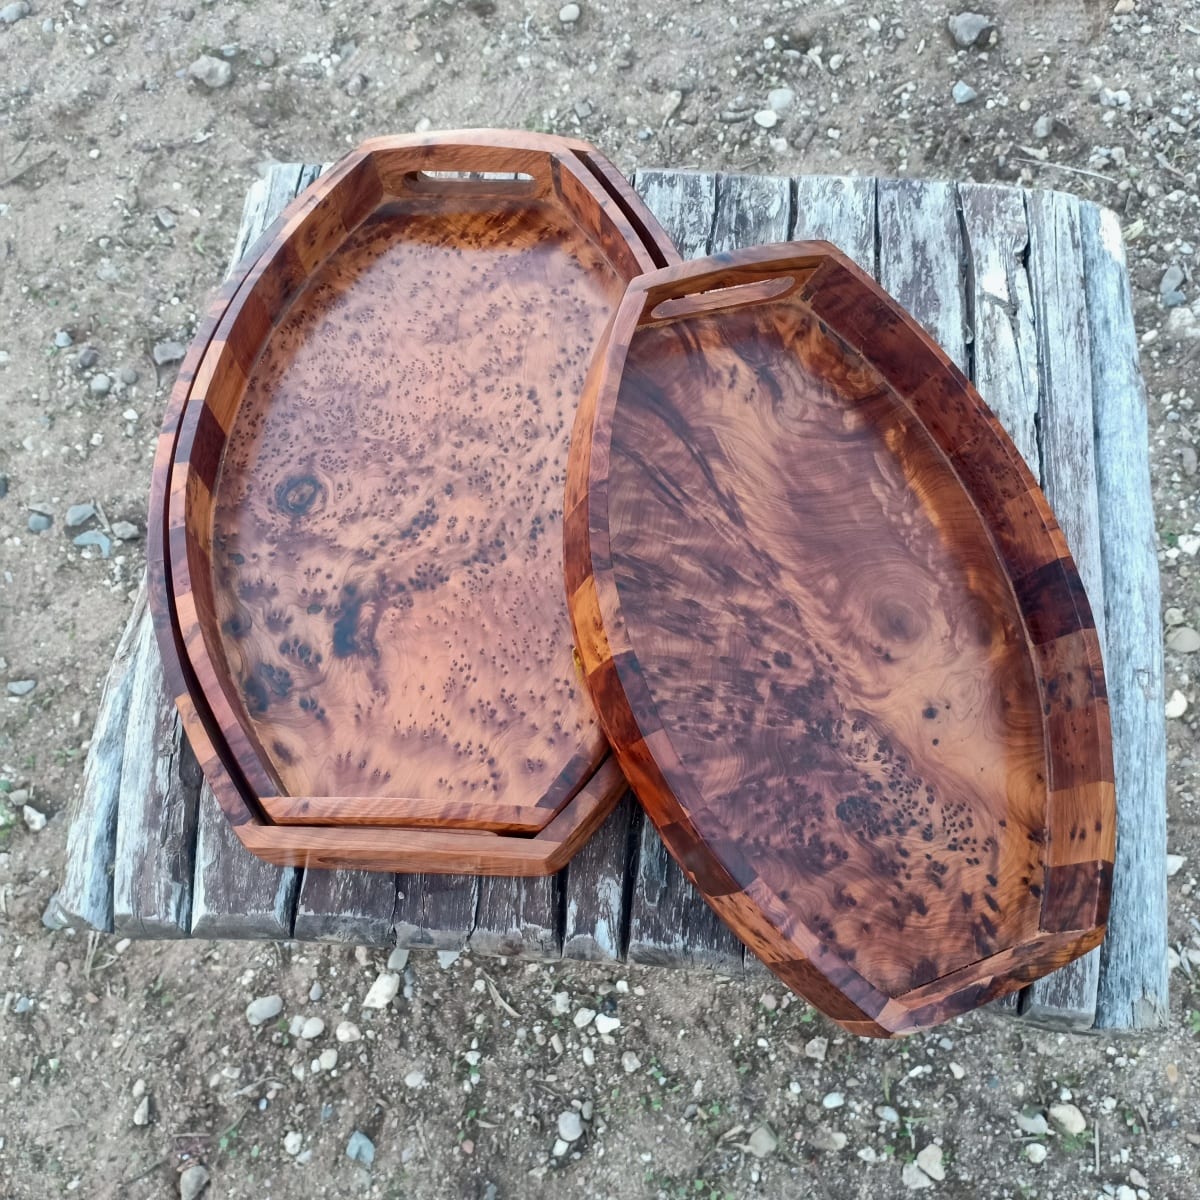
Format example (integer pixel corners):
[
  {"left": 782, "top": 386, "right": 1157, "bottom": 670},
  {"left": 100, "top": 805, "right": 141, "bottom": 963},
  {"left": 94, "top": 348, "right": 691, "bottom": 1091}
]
[
  {"left": 564, "top": 244, "right": 1115, "bottom": 1035},
  {"left": 148, "top": 130, "right": 677, "bottom": 874}
]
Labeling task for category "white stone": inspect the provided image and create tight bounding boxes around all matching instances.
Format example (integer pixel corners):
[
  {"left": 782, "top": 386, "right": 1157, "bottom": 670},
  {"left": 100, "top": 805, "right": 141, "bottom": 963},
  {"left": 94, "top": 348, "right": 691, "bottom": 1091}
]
[
  {"left": 804, "top": 1036, "right": 828, "bottom": 1063},
  {"left": 284, "top": 1130, "right": 303, "bottom": 1156},
  {"left": 1016, "top": 1109, "right": 1048, "bottom": 1136},
  {"left": 1166, "top": 853, "right": 1186, "bottom": 877},
  {"left": 753, "top": 109, "right": 779, "bottom": 129},
  {"left": 188, "top": 55, "right": 232, "bottom": 89},
  {"left": 245, "top": 994, "right": 283, "bottom": 1026},
  {"left": 22, "top": 806, "right": 46, "bottom": 833},
  {"left": 822, "top": 1091, "right": 845, "bottom": 1109},
  {"left": 902, "top": 1161, "right": 934, "bottom": 1189},
  {"left": 387, "top": 947, "right": 410, "bottom": 972},
  {"left": 1049, "top": 1102, "right": 1086, "bottom": 1136},
  {"left": 1167, "top": 626, "right": 1200, "bottom": 653},
  {"left": 362, "top": 972, "right": 400, "bottom": 1009},
  {"left": 949, "top": 1061, "right": 965, "bottom": 1080},
  {"left": 317, "top": 1048, "right": 338, "bottom": 1071},
  {"left": 551, "top": 1138, "right": 570, "bottom": 1157},
  {"left": 767, "top": 87, "right": 795, "bottom": 112},
  {"left": 1025, "top": 1142, "right": 1048, "bottom": 1164},
  {"left": 621, "top": 1051, "right": 641, "bottom": 1073},
  {"left": 952, "top": 80, "right": 978, "bottom": 105},
  {"left": 300, "top": 1017, "right": 325, "bottom": 1040},
  {"left": 436, "top": 949, "right": 460, "bottom": 969},
  {"left": 179, "top": 1165, "right": 209, "bottom": 1200},
  {"left": 557, "top": 1110, "right": 583, "bottom": 1141},
  {"left": 594, "top": 1013, "right": 620, "bottom": 1035},
  {"left": 404, "top": 1069, "right": 426, "bottom": 1089},
  {"left": 558, "top": 2, "right": 580, "bottom": 22},
  {"left": 132, "top": 1095, "right": 150, "bottom": 1126},
  {"left": 947, "top": 11, "right": 994, "bottom": 47},
  {"left": 1113, "top": 0, "right": 1134, "bottom": 11},
  {"left": 573, "top": 1007, "right": 596, "bottom": 1029},
  {"left": 551, "top": 992, "right": 571, "bottom": 1014},
  {"left": 917, "top": 1144, "right": 946, "bottom": 1181},
  {"left": 336, "top": 1021, "right": 362, "bottom": 1042},
  {"left": 1165, "top": 689, "right": 1189, "bottom": 719},
  {"left": 747, "top": 1125, "right": 778, "bottom": 1158}
]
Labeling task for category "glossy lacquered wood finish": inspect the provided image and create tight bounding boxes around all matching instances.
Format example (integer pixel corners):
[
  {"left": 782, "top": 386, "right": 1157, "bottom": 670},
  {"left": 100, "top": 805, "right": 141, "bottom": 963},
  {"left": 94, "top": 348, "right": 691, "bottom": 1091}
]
[
  {"left": 149, "top": 131, "right": 678, "bottom": 874},
  {"left": 564, "top": 243, "right": 1115, "bottom": 1035}
]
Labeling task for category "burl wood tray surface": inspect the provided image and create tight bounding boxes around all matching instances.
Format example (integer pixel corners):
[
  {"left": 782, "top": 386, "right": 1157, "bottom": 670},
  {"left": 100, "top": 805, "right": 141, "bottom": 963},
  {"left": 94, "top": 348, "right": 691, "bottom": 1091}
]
[
  {"left": 147, "top": 130, "right": 677, "bottom": 874},
  {"left": 564, "top": 244, "right": 1116, "bottom": 1036}
]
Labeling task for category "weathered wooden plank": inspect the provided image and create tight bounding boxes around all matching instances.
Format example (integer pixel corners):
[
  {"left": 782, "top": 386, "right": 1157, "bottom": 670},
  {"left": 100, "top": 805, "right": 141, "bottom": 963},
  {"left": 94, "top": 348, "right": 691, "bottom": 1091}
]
[
  {"left": 191, "top": 783, "right": 298, "bottom": 939},
  {"left": 876, "top": 179, "right": 968, "bottom": 370},
  {"left": 393, "top": 875, "right": 479, "bottom": 951},
  {"left": 52, "top": 586, "right": 148, "bottom": 932},
  {"left": 634, "top": 169, "right": 717, "bottom": 260},
  {"left": 469, "top": 875, "right": 560, "bottom": 960},
  {"left": 958, "top": 183, "right": 1041, "bottom": 469},
  {"left": 562, "top": 790, "right": 637, "bottom": 962},
  {"left": 112, "top": 615, "right": 202, "bottom": 937},
  {"left": 293, "top": 870, "right": 396, "bottom": 945},
  {"left": 791, "top": 175, "right": 877, "bottom": 272},
  {"left": 1082, "top": 204, "right": 1169, "bottom": 1030},
  {"left": 626, "top": 812, "right": 744, "bottom": 976},
  {"left": 227, "top": 163, "right": 308, "bottom": 271},
  {"left": 1022, "top": 188, "right": 1106, "bottom": 1029},
  {"left": 710, "top": 172, "right": 791, "bottom": 252}
]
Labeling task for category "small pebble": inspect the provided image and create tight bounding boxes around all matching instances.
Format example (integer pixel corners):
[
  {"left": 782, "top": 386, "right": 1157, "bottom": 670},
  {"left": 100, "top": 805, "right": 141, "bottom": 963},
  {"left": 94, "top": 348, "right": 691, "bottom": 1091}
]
[
  {"left": 336, "top": 1021, "right": 362, "bottom": 1042},
  {"left": 362, "top": 972, "right": 400, "bottom": 1009},
  {"left": 1033, "top": 114, "right": 1055, "bottom": 139},
  {"left": 132, "top": 1095, "right": 151, "bottom": 1126},
  {"left": 7, "top": 679, "right": 37, "bottom": 696},
  {"left": 74, "top": 530, "right": 112, "bottom": 558},
  {"left": 952, "top": 80, "right": 978, "bottom": 105},
  {"left": 0, "top": 0, "right": 30, "bottom": 22},
  {"left": 23, "top": 805, "right": 47, "bottom": 833},
  {"left": 621, "top": 1051, "right": 641, "bottom": 1073},
  {"left": 65, "top": 503, "right": 95, "bottom": 529},
  {"left": 179, "top": 1165, "right": 209, "bottom": 1200},
  {"left": 309, "top": 981, "right": 323, "bottom": 1002},
  {"left": 1167, "top": 626, "right": 1200, "bottom": 653},
  {"left": 1048, "top": 1102, "right": 1086, "bottom": 1136},
  {"left": 345, "top": 1130, "right": 375, "bottom": 1165},
  {"left": 1165, "top": 689, "right": 1188, "bottom": 719},
  {"left": 152, "top": 340, "right": 186, "bottom": 366},
  {"left": 1166, "top": 853, "right": 1186, "bottom": 877},
  {"left": 767, "top": 86, "right": 795, "bottom": 112},
  {"left": 876, "top": 1105, "right": 900, "bottom": 1125},
  {"left": 573, "top": 1007, "right": 596, "bottom": 1029},
  {"left": 594, "top": 1013, "right": 620, "bottom": 1035},
  {"left": 112, "top": 521, "right": 140, "bottom": 541},
  {"left": 404, "top": 1069, "right": 426, "bottom": 1089},
  {"left": 747, "top": 1124, "right": 778, "bottom": 1158},
  {"left": 436, "top": 949, "right": 460, "bottom": 969},
  {"left": 551, "top": 1138, "right": 570, "bottom": 1157},
  {"left": 902, "top": 1161, "right": 934, "bottom": 1190},
  {"left": 916, "top": 1144, "right": 946, "bottom": 1182},
  {"left": 245, "top": 994, "right": 283, "bottom": 1026},
  {"left": 189, "top": 55, "right": 233, "bottom": 88},
  {"left": 345, "top": 73, "right": 367, "bottom": 97},
  {"left": 54, "top": 330, "right": 73, "bottom": 349},
  {"left": 1017, "top": 1108, "right": 1049, "bottom": 1136},
  {"left": 558, "top": 2, "right": 580, "bottom": 23},
  {"left": 949, "top": 1061, "right": 965, "bottom": 1080},
  {"left": 804, "top": 1036, "right": 828, "bottom": 1063},
  {"left": 947, "top": 11, "right": 994, "bottom": 47},
  {"left": 1025, "top": 1142, "right": 1048, "bottom": 1164},
  {"left": 1161, "top": 264, "right": 1186, "bottom": 296},
  {"left": 317, "top": 1048, "right": 338, "bottom": 1071},
  {"left": 27, "top": 513, "right": 52, "bottom": 533},
  {"left": 76, "top": 347, "right": 100, "bottom": 370},
  {"left": 387, "top": 947, "right": 410, "bottom": 972},
  {"left": 89, "top": 373, "right": 111, "bottom": 396},
  {"left": 300, "top": 1016, "right": 325, "bottom": 1040},
  {"left": 557, "top": 1110, "right": 583, "bottom": 1142},
  {"left": 119, "top": 366, "right": 140, "bottom": 385},
  {"left": 284, "top": 1130, "right": 302, "bottom": 1155},
  {"left": 1113, "top": 0, "right": 1135, "bottom": 11},
  {"left": 822, "top": 1091, "right": 845, "bottom": 1109},
  {"left": 753, "top": 109, "right": 779, "bottom": 129}
]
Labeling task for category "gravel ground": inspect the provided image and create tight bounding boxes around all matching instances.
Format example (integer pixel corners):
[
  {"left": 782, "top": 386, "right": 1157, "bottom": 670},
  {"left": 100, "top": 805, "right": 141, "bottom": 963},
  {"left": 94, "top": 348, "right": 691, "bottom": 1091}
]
[{"left": 1, "top": 1, "right": 1198, "bottom": 1197}]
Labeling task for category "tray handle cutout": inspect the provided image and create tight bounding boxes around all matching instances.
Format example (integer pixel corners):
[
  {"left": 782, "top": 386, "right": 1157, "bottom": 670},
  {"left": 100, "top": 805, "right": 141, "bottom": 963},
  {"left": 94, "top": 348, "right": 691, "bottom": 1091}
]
[
  {"left": 637, "top": 253, "right": 821, "bottom": 325},
  {"left": 401, "top": 170, "right": 539, "bottom": 198}
]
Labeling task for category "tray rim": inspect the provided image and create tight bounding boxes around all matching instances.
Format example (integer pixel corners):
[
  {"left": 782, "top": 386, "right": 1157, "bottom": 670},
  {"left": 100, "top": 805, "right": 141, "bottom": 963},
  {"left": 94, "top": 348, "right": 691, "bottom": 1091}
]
[
  {"left": 563, "top": 242, "right": 1116, "bottom": 1033},
  {"left": 147, "top": 129, "right": 679, "bottom": 873}
]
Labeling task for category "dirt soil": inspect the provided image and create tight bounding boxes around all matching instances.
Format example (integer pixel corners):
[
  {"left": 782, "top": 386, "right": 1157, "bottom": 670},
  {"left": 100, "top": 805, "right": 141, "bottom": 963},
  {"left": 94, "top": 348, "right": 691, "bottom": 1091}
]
[{"left": 1, "top": 0, "right": 1199, "bottom": 1197}]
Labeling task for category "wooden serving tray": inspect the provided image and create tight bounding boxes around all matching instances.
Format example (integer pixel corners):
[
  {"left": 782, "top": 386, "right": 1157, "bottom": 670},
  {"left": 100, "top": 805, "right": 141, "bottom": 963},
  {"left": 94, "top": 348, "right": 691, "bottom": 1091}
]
[
  {"left": 148, "top": 131, "right": 677, "bottom": 874},
  {"left": 564, "top": 245, "right": 1116, "bottom": 1035}
]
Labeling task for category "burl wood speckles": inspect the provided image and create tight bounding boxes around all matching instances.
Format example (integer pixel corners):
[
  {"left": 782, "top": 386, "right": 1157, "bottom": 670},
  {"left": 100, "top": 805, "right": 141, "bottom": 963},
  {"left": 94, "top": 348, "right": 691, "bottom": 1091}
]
[
  {"left": 151, "top": 131, "right": 678, "bottom": 874},
  {"left": 565, "top": 245, "right": 1115, "bottom": 1035}
]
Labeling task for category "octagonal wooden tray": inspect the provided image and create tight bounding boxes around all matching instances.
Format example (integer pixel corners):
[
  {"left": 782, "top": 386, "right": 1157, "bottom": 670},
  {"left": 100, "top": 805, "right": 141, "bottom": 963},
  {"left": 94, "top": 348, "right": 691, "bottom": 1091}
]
[
  {"left": 148, "top": 130, "right": 677, "bottom": 874},
  {"left": 564, "top": 244, "right": 1115, "bottom": 1035}
]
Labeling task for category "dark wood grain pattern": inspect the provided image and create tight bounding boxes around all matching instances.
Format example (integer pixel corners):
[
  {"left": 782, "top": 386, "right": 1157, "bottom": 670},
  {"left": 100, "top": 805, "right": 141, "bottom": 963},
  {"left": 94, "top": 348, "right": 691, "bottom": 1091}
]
[
  {"left": 147, "top": 130, "right": 678, "bottom": 874},
  {"left": 564, "top": 243, "right": 1115, "bottom": 1036}
]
